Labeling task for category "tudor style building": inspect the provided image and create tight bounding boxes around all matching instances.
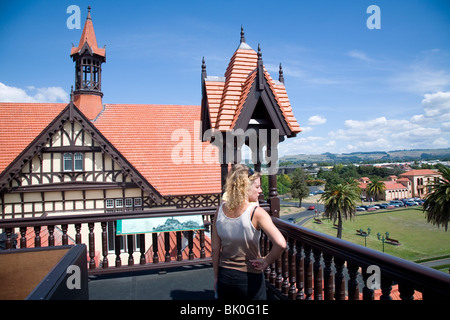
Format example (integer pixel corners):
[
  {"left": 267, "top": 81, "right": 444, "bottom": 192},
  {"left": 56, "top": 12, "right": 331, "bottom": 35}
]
[{"left": 0, "top": 8, "right": 301, "bottom": 258}]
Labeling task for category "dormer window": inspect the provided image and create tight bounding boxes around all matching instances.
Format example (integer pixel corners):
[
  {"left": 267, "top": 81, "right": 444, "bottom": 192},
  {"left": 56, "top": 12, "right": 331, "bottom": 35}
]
[{"left": 63, "top": 152, "right": 84, "bottom": 171}]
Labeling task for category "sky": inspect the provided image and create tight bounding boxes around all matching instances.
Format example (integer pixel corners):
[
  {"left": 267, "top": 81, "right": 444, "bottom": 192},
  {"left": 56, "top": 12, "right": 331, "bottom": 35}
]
[{"left": 1, "top": 0, "right": 450, "bottom": 157}]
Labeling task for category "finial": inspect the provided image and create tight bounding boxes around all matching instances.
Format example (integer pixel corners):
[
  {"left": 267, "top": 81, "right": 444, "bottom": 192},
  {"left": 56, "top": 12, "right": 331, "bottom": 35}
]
[
  {"left": 201, "top": 57, "right": 207, "bottom": 80},
  {"left": 240, "top": 25, "right": 246, "bottom": 43},
  {"left": 257, "top": 44, "right": 262, "bottom": 60},
  {"left": 70, "top": 86, "right": 74, "bottom": 102},
  {"left": 279, "top": 63, "right": 285, "bottom": 84},
  {"left": 87, "top": 6, "right": 92, "bottom": 19}
]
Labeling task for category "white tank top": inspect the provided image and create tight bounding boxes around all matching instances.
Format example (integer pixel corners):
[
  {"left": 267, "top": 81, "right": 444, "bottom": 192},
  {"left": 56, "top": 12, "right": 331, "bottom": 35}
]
[{"left": 215, "top": 203, "right": 262, "bottom": 273}]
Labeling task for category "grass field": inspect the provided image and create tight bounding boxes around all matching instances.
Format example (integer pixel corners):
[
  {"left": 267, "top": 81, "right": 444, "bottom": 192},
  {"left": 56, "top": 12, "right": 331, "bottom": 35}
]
[{"left": 303, "top": 207, "right": 450, "bottom": 263}]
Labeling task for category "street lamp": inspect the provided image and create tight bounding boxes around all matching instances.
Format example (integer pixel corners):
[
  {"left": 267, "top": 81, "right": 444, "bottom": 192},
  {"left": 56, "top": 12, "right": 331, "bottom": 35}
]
[
  {"left": 360, "top": 228, "right": 371, "bottom": 247},
  {"left": 377, "top": 232, "right": 388, "bottom": 253}
]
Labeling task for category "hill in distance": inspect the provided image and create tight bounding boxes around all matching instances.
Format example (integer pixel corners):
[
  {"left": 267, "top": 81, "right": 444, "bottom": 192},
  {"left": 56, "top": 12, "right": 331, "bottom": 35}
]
[{"left": 280, "top": 148, "right": 450, "bottom": 164}]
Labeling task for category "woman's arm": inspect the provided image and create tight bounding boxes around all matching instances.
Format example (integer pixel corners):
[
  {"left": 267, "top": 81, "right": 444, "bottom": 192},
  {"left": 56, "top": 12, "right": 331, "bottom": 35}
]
[{"left": 250, "top": 207, "right": 286, "bottom": 271}]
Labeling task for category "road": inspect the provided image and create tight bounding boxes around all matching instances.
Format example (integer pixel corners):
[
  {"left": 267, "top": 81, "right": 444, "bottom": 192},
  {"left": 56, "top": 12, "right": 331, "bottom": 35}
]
[{"left": 279, "top": 197, "right": 325, "bottom": 226}]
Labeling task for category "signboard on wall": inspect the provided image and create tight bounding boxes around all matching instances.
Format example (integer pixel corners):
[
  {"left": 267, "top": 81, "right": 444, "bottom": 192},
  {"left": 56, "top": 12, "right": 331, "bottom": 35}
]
[{"left": 116, "top": 215, "right": 205, "bottom": 235}]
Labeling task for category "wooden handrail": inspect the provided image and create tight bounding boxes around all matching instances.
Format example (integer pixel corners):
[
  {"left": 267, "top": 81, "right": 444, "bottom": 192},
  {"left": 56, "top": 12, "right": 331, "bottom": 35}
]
[
  {"left": 272, "top": 217, "right": 450, "bottom": 299},
  {"left": 1, "top": 203, "right": 448, "bottom": 299}
]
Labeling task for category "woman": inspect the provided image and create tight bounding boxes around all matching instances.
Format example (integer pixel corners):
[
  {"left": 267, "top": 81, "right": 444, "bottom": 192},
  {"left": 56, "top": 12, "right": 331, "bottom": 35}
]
[{"left": 212, "top": 165, "right": 286, "bottom": 300}]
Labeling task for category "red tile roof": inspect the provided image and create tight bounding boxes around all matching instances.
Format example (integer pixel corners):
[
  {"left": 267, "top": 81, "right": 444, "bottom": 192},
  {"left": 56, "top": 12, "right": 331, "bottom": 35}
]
[
  {"left": 70, "top": 9, "right": 105, "bottom": 58},
  {"left": 0, "top": 103, "right": 66, "bottom": 173},
  {"left": 93, "top": 104, "right": 221, "bottom": 196},
  {"left": 383, "top": 180, "right": 408, "bottom": 190},
  {"left": 205, "top": 44, "right": 301, "bottom": 134},
  {"left": 400, "top": 169, "right": 439, "bottom": 177},
  {"left": 0, "top": 102, "right": 222, "bottom": 197}
]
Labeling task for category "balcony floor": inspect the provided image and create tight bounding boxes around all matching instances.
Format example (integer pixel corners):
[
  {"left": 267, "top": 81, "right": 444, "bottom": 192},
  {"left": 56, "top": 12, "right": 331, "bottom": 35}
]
[{"left": 88, "top": 264, "right": 216, "bottom": 300}]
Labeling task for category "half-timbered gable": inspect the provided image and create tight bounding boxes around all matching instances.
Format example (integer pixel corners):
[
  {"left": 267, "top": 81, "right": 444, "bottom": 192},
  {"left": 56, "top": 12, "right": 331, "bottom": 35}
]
[{"left": 0, "top": 102, "right": 161, "bottom": 219}]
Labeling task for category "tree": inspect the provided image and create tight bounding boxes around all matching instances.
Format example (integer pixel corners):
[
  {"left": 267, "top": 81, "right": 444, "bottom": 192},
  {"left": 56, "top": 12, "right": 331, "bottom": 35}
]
[
  {"left": 290, "top": 168, "right": 309, "bottom": 207},
  {"left": 366, "top": 178, "right": 386, "bottom": 201},
  {"left": 423, "top": 165, "right": 450, "bottom": 231},
  {"left": 320, "top": 183, "right": 361, "bottom": 238}
]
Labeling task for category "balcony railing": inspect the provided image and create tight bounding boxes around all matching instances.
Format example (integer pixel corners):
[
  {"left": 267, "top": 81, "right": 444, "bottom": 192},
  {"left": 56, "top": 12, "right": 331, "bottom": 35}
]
[{"left": 1, "top": 203, "right": 449, "bottom": 300}]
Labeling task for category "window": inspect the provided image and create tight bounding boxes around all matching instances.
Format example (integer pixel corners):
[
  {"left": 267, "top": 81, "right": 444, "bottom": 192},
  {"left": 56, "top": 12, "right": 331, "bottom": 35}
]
[
  {"left": 63, "top": 153, "right": 84, "bottom": 171},
  {"left": 63, "top": 153, "right": 73, "bottom": 171},
  {"left": 125, "top": 198, "right": 133, "bottom": 207},
  {"left": 106, "top": 199, "right": 114, "bottom": 208},
  {"left": 115, "top": 199, "right": 123, "bottom": 208},
  {"left": 74, "top": 153, "right": 83, "bottom": 171},
  {"left": 134, "top": 198, "right": 142, "bottom": 207}
]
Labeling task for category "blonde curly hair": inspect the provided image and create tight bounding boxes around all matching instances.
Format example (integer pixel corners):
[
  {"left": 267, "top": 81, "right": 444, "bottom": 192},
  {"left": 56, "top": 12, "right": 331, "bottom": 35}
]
[{"left": 224, "top": 164, "right": 261, "bottom": 210}]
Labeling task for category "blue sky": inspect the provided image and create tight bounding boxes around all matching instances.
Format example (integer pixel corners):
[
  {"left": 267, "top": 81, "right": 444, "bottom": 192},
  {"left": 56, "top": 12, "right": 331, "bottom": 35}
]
[{"left": 1, "top": 0, "right": 450, "bottom": 157}]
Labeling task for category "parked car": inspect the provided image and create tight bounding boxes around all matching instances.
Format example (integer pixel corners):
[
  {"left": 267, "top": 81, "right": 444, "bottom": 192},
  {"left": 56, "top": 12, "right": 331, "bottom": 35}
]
[
  {"left": 390, "top": 200, "right": 404, "bottom": 207},
  {"left": 308, "top": 205, "right": 315, "bottom": 210},
  {"left": 356, "top": 206, "right": 366, "bottom": 211},
  {"left": 378, "top": 203, "right": 389, "bottom": 209}
]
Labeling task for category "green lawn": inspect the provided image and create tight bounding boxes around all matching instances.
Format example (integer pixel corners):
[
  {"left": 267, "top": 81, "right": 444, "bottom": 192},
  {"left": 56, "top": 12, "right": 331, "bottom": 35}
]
[{"left": 303, "top": 207, "right": 450, "bottom": 262}]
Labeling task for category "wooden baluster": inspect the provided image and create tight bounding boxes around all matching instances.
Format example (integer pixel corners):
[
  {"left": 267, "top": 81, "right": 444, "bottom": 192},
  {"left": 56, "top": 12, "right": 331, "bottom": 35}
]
[
  {"left": 127, "top": 234, "right": 134, "bottom": 266},
  {"left": 4, "top": 228, "right": 13, "bottom": 249},
  {"left": 399, "top": 283, "right": 415, "bottom": 300},
  {"left": 295, "top": 240, "right": 304, "bottom": 300},
  {"left": 176, "top": 231, "right": 182, "bottom": 261},
  {"left": 275, "top": 256, "right": 283, "bottom": 292},
  {"left": 4, "top": 228, "right": 12, "bottom": 249},
  {"left": 20, "top": 227, "right": 27, "bottom": 248},
  {"left": 281, "top": 237, "right": 289, "bottom": 296},
  {"left": 61, "top": 224, "right": 68, "bottom": 245},
  {"left": 188, "top": 231, "right": 194, "bottom": 260},
  {"left": 288, "top": 238, "right": 297, "bottom": 300},
  {"left": 75, "top": 223, "right": 82, "bottom": 244},
  {"left": 152, "top": 233, "right": 159, "bottom": 263},
  {"left": 48, "top": 225, "right": 55, "bottom": 247},
  {"left": 379, "top": 275, "right": 392, "bottom": 300},
  {"left": 334, "top": 257, "right": 346, "bottom": 300},
  {"left": 313, "top": 248, "right": 323, "bottom": 300},
  {"left": 269, "top": 241, "right": 277, "bottom": 286},
  {"left": 164, "top": 232, "right": 171, "bottom": 262},
  {"left": 34, "top": 226, "right": 41, "bottom": 248},
  {"left": 139, "top": 234, "right": 146, "bottom": 264},
  {"left": 347, "top": 263, "right": 360, "bottom": 300},
  {"left": 199, "top": 230, "right": 205, "bottom": 258},
  {"left": 303, "top": 245, "right": 313, "bottom": 300},
  {"left": 114, "top": 222, "right": 122, "bottom": 267},
  {"left": 88, "top": 223, "right": 96, "bottom": 269},
  {"left": 323, "top": 253, "right": 334, "bottom": 300},
  {"left": 101, "top": 222, "right": 109, "bottom": 268},
  {"left": 362, "top": 266, "right": 375, "bottom": 300}
]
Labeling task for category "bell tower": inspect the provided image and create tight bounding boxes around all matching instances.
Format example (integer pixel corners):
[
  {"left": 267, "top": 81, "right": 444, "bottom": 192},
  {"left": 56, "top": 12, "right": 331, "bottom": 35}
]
[{"left": 70, "top": 6, "right": 106, "bottom": 120}]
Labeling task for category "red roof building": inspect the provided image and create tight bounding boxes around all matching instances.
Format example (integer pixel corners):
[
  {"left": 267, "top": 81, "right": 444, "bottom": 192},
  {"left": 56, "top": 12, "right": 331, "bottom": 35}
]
[{"left": 0, "top": 8, "right": 301, "bottom": 219}]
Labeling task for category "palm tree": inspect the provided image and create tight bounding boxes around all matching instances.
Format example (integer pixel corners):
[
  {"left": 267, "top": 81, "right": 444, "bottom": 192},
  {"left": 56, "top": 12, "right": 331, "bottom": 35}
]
[
  {"left": 366, "top": 178, "right": 386, "bottom": 201},
  {"left": 320, "top": 183, "right": 361, "bottom": 238},
  {"left": 423, "top": 165, "right": 450, "bottom": 231}
]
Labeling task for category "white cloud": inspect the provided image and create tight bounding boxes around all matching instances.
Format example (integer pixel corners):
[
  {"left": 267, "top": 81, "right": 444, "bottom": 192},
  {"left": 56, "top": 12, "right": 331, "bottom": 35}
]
[
  {"left": 308, "top": 115, "right": 327, "bottom": 126},
  {"left": 347, "top": 50, "right": 373, "bottom": 62},
  {"left": 390, "top": 66, "right": 450, "bottom": 95},
  {"left": 329, "top": 116, "right": 445, "bottom": 152},
  {"left": 421, "top": 91, "right": 450, "bottom": 118},
  {"left": 0, "top": 82, "right": 68, "bottom": 103}
]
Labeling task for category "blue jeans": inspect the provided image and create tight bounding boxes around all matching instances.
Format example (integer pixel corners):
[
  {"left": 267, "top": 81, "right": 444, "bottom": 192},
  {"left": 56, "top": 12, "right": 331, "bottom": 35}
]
[{"left": 217, "top": 267, "right": 267, "bottom": 300}]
